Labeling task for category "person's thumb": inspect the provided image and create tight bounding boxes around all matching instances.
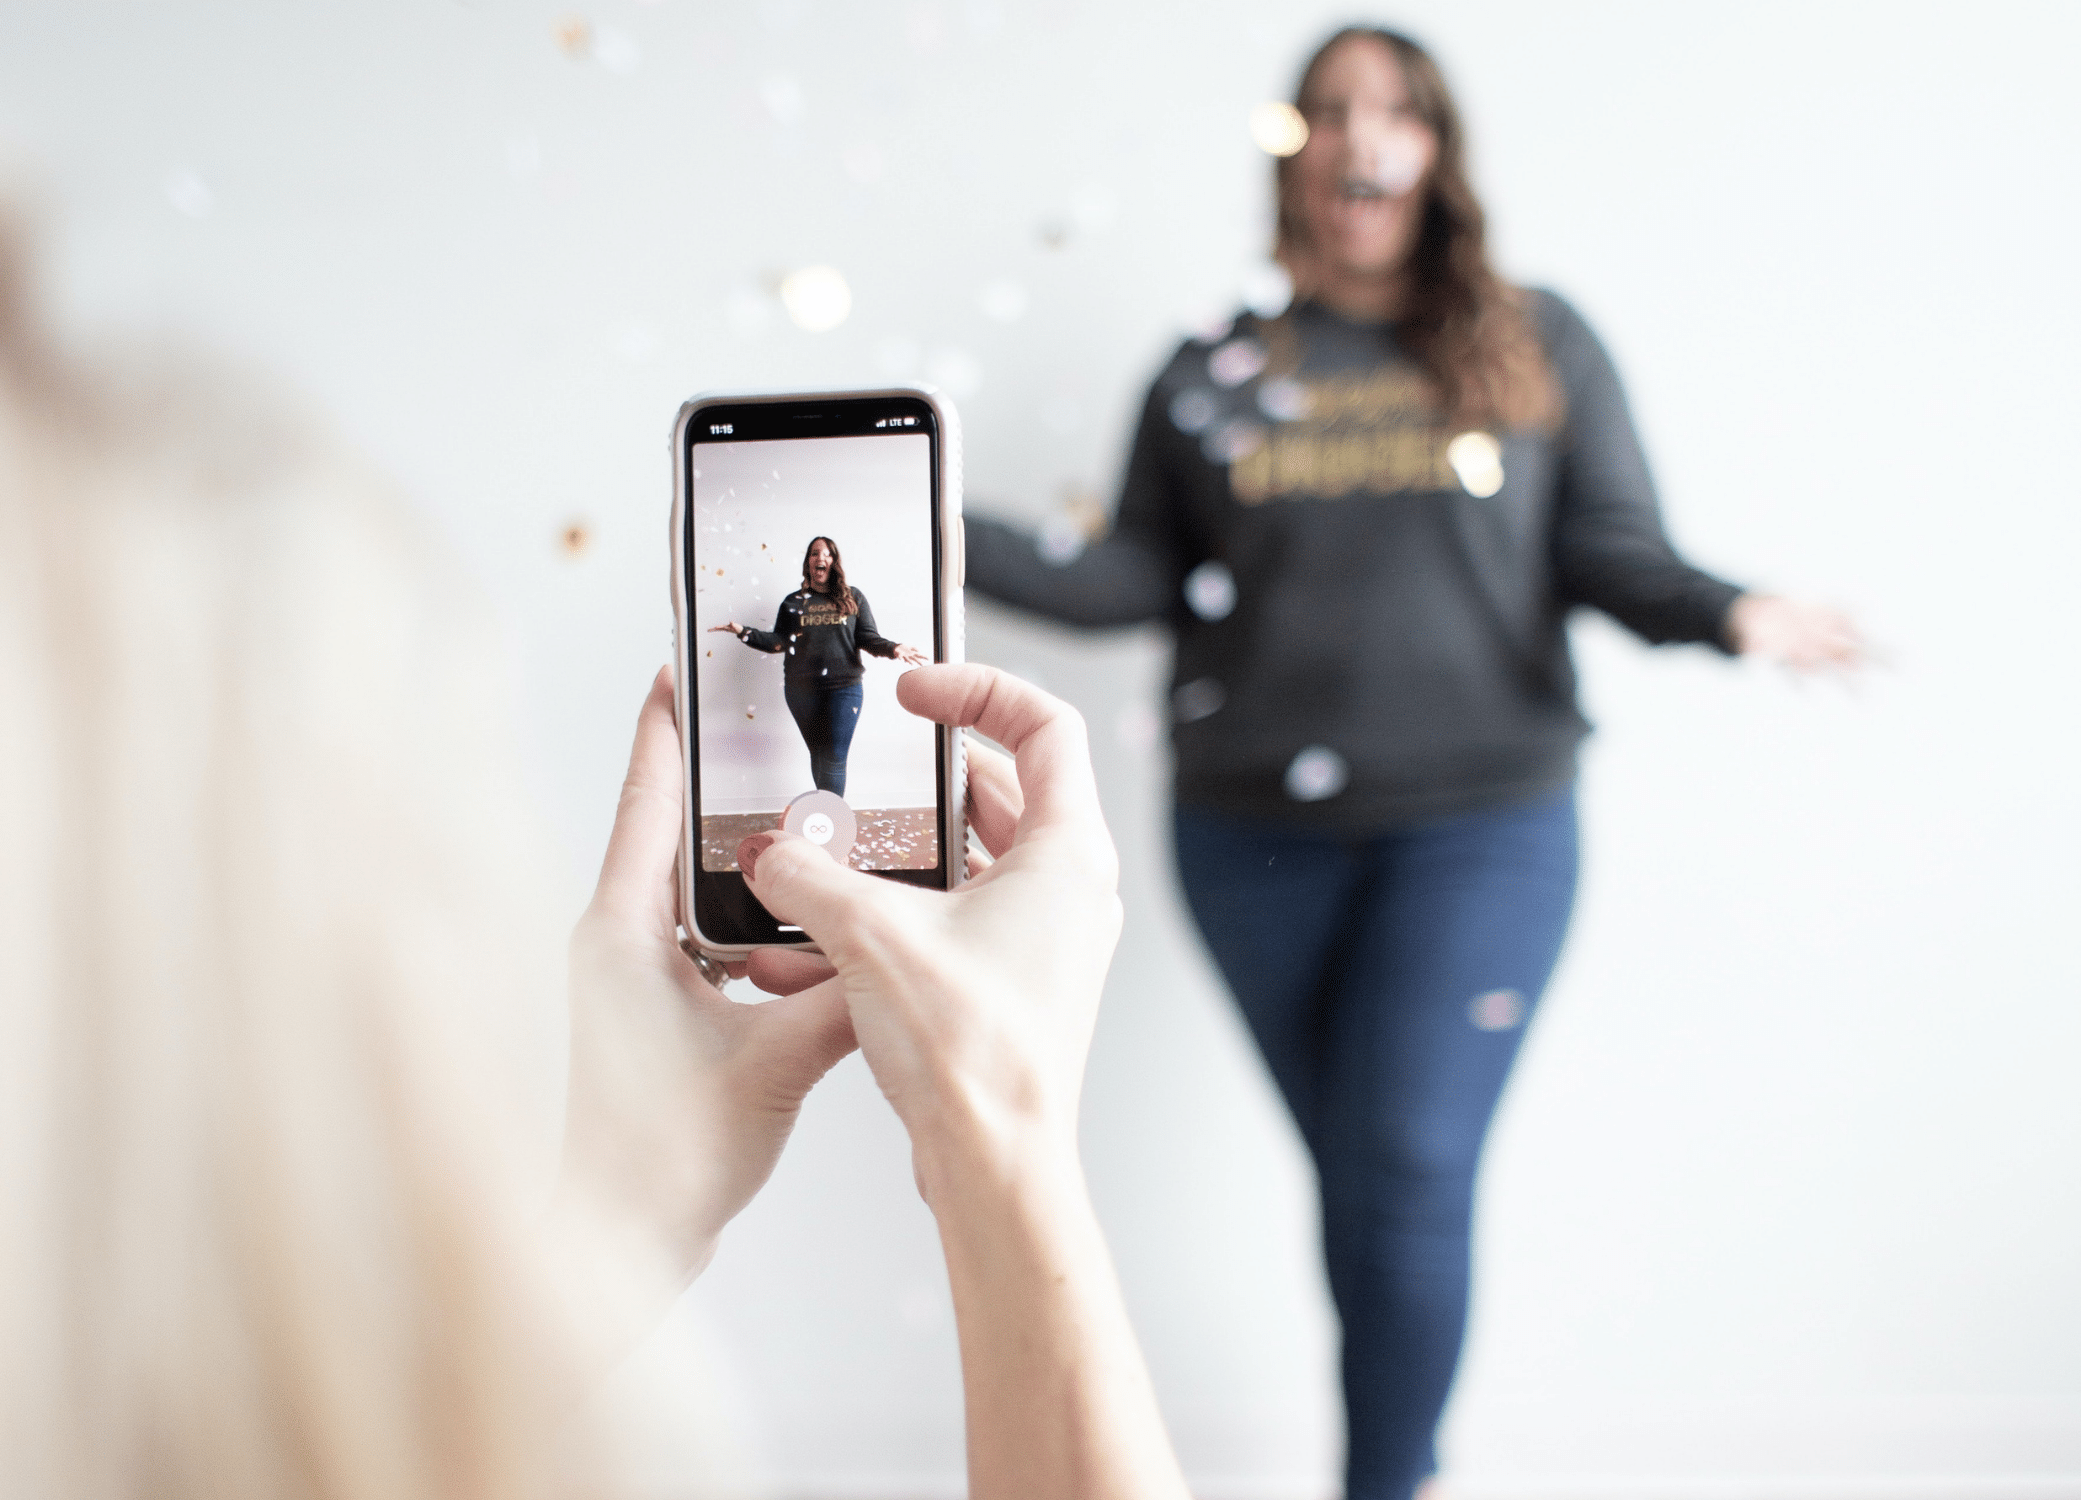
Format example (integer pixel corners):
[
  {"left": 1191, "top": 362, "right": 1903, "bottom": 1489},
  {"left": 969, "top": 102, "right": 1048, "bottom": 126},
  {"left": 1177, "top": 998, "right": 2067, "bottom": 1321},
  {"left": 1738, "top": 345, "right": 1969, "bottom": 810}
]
[
  {"left": 743, "top": 975, "right": 857, "bottom": 1101},
  {"left": 736, "top": 831, "right": 890, "bottom": 959}
]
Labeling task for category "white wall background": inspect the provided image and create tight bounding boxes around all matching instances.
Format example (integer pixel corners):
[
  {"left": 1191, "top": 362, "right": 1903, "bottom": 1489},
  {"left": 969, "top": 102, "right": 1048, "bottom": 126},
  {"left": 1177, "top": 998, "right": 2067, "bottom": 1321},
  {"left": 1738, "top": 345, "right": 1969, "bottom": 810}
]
[
  {"left": 5, "top": 2, "right": 2077, "bottom": 1496},
  {"left": 692, "top": 432, "right": 936, "bottom": 814}
]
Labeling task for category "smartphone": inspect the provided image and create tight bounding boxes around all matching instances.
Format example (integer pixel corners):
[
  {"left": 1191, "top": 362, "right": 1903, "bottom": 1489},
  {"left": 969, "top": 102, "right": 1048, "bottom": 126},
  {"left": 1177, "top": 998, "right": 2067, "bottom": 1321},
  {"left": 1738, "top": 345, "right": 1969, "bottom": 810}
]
[{"left": 670, "top": 387, "right": 966, "bottom": 957}]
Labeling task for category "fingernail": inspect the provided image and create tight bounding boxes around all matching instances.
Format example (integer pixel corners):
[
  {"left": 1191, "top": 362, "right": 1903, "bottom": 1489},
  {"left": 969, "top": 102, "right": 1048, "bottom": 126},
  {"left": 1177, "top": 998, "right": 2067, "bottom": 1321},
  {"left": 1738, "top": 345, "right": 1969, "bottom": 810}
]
[{"left": 737, "top": 831, "right": 778, "bottom": 880}]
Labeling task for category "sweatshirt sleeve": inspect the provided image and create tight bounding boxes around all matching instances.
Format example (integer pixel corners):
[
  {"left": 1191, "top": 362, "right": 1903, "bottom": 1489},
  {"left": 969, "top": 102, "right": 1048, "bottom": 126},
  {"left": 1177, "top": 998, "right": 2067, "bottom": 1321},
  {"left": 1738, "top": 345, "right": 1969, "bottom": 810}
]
[
  {"left": 848, "top": 589, "right": 899, "bottom": 657},
  {"left": 740, "top": 600, "right": 790, "bottom": 653},
  {"left": 964, "top": 378, "right": 1190, "bottom": 628},
  {"left": 1541, "top": 292, "right": 1745, "bottom": 650}
]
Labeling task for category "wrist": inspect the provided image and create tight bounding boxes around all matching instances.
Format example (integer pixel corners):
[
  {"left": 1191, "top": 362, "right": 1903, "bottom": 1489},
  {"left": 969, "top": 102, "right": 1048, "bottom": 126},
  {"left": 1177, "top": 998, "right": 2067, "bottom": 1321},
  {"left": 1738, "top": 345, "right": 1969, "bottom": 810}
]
[
  {"left": 907, "top": 1087, "right": 1086, "bottom": 1221},
  {"left": 1723, "top": 592, "right": 1763, "bottom": 653}
]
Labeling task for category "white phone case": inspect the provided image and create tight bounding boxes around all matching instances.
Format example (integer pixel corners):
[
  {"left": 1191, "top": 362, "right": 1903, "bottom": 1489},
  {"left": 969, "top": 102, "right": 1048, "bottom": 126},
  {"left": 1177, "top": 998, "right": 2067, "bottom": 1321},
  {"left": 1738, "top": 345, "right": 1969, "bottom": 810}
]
[{"left": 668, "top": 386, "right": 967, "bottom": 960}]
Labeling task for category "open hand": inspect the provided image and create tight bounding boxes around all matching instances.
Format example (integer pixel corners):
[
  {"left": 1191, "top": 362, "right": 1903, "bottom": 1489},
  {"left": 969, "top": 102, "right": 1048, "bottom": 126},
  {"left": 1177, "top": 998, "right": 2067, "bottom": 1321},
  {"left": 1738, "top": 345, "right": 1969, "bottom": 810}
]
[
  {"left": 894, "top": 642, "right": 930, "bottom": 667},
  {"left": 561, "top": 666, "right": 856, "bottom": 1283},
  {"left": 1725, "top": 593, "right": 1867, "bottom": 672}
]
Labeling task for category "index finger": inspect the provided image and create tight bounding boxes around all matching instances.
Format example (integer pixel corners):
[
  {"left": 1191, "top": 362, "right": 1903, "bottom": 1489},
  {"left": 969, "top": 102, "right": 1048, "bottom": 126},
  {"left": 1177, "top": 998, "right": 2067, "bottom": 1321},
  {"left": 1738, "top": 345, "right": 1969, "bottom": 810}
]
[
  {"left": 591, "top": 665, "right": 684, "bottom": 936},
  {"left": 896, "top": 664, "right": 1109, "bottom": 856}
]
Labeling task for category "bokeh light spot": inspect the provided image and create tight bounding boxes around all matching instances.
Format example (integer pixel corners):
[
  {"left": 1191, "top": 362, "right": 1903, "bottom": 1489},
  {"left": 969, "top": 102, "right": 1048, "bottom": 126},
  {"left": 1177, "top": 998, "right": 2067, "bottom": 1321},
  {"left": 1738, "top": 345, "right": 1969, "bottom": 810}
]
[
  {"left": 1446, "top": 431, "right": 1505, "bottom": 498},
  {"left": 1284, "top": 745, "right": 1349, "bottom": 802},
  {"left": 924, "top": 346, "right": 982, "bottom": 398},
  {"left": 760, "top": 73, "right": 805, "bottom": 125},
  {"left": 1183, "top": 560, "right": 1237, "bottom": 621},
  {"left": 1114, "top": 701, "right": 1161, "bottom": 753},
  {"left": 1468, "top": 989, "right": 1526, "bottom": 1031},
  {"left": 1169, "top": 389, "right": 1218, "bottom": 434},
  {"left": 593, "top": 25, "right": 640, "bottom": 72},
  {"left": 1173, "top": 677, "right": 1227, "bottom": 723},
  {"left": 1241, "top": 261, "right": 1294, "bottom": 319},
  {"left": 1208, "top": 337, "right": 1268, "bottom": 388},
  {"left": 552, "top": 14, "right": 592, "bottom": 58},
  {"left": 978, "top": 279, "right": 1028, "bottom": 322},
  {"left": 1250, "top": 101, "right": 1310, "bottom": 157},
  {"left": 1257, "top": 377, "right": 1311, "bottom": 423},
  {"left": 1202, "top": 419, "right": 1266, "bottom": 464},
  {"left": 780, "top": 265, "right": 851, "bottom": 331}
]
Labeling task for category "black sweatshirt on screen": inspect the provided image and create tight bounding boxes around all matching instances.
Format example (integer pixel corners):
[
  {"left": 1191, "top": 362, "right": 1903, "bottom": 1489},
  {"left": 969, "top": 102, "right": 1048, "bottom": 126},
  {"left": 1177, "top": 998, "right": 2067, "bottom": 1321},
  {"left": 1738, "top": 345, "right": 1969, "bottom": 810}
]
[
  {"left": 741, "top": 586, "right": 900, "bottom": 687},
  {"left": 966, "top": 291, "right": 1744, "bottom": 830}
]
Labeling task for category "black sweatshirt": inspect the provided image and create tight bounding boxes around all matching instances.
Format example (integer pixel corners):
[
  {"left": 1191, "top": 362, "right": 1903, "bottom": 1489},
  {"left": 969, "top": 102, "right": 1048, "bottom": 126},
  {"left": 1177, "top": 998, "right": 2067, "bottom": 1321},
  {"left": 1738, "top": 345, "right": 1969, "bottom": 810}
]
[
  {"left": 967, "top": 291, "right": 1744, "bottom": 830},
  {"left": 741, "top": 586, "right": 900, "bottom": 687}
]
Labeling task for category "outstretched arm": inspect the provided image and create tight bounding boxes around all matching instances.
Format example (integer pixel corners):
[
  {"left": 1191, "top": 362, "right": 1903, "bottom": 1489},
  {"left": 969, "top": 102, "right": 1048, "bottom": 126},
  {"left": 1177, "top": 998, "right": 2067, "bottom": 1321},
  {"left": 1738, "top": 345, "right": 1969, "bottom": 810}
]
[
  {"left": 735, "top": 666, "right": 1190, "bottom": 1500},
  {"left": 1539, "top": 294, "right": 1868, "bottom": 673},
  {"left": 965, "top": 382, "right": 1194, "bottom": 629},
  {"left": 847, "top": 588, "right": 928, "bottom": 666},
  {"left": 708, "top": 599, "right": 793, "bottom": 653}
]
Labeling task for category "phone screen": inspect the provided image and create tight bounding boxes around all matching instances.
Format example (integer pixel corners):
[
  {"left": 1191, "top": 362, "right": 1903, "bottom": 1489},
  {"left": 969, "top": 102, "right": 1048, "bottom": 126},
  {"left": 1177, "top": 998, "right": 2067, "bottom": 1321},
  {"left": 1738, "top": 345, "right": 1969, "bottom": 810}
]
[{"left": 684, "top": 394, "right": 948, "bottom": 944}]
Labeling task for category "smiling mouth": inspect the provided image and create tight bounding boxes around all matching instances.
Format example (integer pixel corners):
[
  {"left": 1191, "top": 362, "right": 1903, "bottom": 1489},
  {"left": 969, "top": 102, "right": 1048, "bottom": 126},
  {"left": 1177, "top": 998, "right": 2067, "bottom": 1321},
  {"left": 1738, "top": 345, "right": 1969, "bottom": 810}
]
[{"left": 1338, "top": 178, "right": 1391, "bottom": 201}]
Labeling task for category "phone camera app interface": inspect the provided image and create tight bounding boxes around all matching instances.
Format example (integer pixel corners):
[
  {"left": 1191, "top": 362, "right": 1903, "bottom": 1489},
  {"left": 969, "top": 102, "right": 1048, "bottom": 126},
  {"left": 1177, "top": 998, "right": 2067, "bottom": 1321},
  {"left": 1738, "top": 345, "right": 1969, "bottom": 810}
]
[{"left": 692, "top": 420, "right": 938, "bottom": 877}]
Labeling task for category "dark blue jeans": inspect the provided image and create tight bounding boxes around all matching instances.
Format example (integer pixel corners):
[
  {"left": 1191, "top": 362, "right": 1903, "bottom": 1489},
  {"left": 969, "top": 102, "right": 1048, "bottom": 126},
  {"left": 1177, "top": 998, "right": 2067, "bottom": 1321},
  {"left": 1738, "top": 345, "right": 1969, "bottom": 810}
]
[
  {"left": 783, "top": 680, "right": 864, "bottom": 796},
  {"left": 1174, "top": 787, "right": 1579, "bottom": 1500}
]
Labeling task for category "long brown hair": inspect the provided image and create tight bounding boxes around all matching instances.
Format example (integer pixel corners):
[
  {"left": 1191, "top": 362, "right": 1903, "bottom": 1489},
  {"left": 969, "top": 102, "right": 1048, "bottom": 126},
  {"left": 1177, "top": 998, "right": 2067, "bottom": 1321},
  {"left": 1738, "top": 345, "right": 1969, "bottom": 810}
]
[
  {"left": 800, "top": 535, "right": 857, "bottom": 615},
  {"left": 1275, "top": 27, "right": 1560, "bottom": 432}
]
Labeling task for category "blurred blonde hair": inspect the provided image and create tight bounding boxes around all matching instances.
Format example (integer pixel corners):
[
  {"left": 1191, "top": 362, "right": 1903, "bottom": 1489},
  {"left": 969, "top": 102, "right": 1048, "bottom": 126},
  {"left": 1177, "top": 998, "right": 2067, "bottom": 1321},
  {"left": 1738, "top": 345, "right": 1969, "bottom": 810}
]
[{"left": 0, "top": 207, "right": 608, "bottom": 1500}]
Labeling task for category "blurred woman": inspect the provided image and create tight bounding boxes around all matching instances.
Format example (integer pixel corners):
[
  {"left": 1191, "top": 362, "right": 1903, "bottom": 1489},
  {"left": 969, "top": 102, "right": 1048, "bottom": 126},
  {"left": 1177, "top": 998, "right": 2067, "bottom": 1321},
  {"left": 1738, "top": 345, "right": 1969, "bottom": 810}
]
[
  {"left": 966, "top": 26, "right": 1863, "bottom": 1500},
  {"left": 0, "top": 206, "right": 1187, "bottom": 1500}
]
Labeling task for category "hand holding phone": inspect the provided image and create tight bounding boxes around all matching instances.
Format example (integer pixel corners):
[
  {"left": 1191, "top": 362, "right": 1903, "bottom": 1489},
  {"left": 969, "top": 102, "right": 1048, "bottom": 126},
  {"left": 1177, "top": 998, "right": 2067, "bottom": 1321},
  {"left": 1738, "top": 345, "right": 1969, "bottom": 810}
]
[
  {"left": 724, "top": 666, "right": 1184, "bottom": 1499},
  {"left": 671, "top": 389, "right": 966, "bottom": 956}
]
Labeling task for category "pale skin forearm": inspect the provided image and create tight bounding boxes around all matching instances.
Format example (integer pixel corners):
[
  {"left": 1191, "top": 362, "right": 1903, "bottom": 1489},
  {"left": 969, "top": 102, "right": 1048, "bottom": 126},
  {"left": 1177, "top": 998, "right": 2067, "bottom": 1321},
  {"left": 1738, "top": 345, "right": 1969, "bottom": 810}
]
[{"left": 921, "top": 1122, "right": 1190, "bottom": 1500}]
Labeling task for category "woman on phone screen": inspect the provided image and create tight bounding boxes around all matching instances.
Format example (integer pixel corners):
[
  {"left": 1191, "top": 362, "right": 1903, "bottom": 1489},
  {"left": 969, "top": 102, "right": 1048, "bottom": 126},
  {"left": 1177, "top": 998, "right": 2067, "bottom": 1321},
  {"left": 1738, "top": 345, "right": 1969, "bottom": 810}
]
[
  {"left": 711, "top": 535, "right": 927, "bottom": 798},
  {"left": 964, "top": 26, "right": 1864, "bottom": 1500}
]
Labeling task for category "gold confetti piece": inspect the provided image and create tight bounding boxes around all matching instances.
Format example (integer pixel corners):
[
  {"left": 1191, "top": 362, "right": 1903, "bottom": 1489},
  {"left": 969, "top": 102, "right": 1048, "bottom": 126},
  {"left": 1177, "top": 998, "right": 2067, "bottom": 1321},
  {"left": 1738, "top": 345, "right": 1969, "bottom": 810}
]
[
  {"left": 558, "top": 521, "right": 591, "bottom": 558},
  {"left": 552, "top": 15, "right": 592, "bottom": 58}
]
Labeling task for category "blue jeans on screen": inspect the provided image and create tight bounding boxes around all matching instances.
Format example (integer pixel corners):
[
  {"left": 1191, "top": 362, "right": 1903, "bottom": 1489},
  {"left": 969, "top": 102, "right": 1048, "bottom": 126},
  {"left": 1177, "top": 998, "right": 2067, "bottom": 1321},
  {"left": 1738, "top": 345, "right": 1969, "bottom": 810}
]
[
  {"left": 1173, "top": 786, "right": 1579, "bottom": 1500},
  {"left": 784, "top": 680, "right": 863, "bottom": 797}
]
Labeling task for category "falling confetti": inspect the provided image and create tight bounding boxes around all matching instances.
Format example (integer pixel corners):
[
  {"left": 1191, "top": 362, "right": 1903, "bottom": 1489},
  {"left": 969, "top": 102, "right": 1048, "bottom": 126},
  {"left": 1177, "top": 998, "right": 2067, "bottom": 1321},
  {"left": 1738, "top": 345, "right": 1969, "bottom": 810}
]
[
  {"left": 1202, "top": 419, "right": 1266, "bottom": 464},
  {"left": 558, "top": 521, "right": 592, "bottom": 558},
  {"left": 1114, "top": 700, "right": 1162, "bottom": 753},
  {"left": 1169, "top": 389, "right": 1219, "bottom": 434},
  {"left": 1208, "top": 337, "right": 1269, "bottom": 388},
  {"left": 1250, "top": 101, "right": 1310, "bottom": 157},
  {"left": 780, "top": 265, "right": 850, "bottom": 331},
  {"left": 1241, "top": 261, "right": 1295, "bottom": 319},
  {"left": 924, "top": 346, "right": 982, "bottom": 399},
  {"left": 977, "top": 278, "right": 1028, "bottom": 322},
  {"left": 1258, "top": 377, "right": 1311, "bottom": 422},
  {"left": 1468, "top": 989, "right": 1527, "bottom": 1031},
  {"left": 1446, "top": 431, "right": 1505, "bottom": 497},
  {"left": 1037, "top": 515, "right": 1086, "bottom": 566},
  {"left": 1183, "top": 560, "right": 1237, "bottom": 621},
  {"left": 1173, "top": 677, "right": 1226, "bottom": 722},
  {"left": 592, "top": 25, "right": 640, "bottom": 72},
  {"left": 760, "top": 73, "right": 805, "bottom": 125},
  {"left": 1284, "top": 745, "right": 1348, "bottom": 802},
  {"left": 552, "top": 15, "right": 592, "bottom": 58}
]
